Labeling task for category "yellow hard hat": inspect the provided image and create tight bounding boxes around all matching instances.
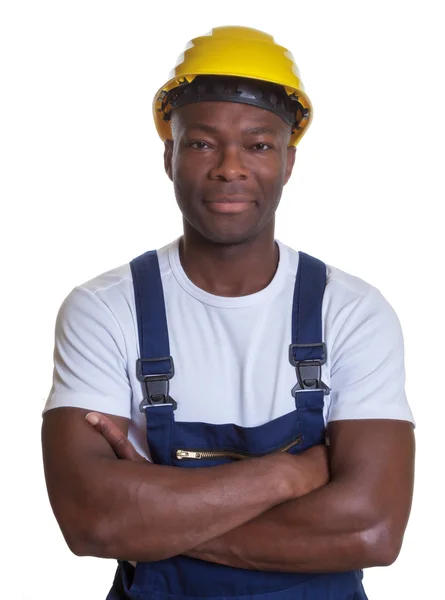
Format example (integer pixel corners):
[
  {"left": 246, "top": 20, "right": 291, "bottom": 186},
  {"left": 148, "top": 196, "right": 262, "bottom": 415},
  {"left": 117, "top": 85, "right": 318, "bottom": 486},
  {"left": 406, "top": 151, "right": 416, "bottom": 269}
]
[{"left": 153, "top": 26, "right": 312, "bottom": 146}]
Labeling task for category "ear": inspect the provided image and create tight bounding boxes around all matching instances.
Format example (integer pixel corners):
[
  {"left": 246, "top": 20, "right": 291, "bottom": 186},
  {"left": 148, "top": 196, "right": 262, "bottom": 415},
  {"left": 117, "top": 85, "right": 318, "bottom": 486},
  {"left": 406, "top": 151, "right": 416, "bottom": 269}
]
[
  {"left": 284, "top": 146, "right": 296, "bottom": 185},
  {"left": 164, "top": 140, "right": 174, "bottom": 181}
]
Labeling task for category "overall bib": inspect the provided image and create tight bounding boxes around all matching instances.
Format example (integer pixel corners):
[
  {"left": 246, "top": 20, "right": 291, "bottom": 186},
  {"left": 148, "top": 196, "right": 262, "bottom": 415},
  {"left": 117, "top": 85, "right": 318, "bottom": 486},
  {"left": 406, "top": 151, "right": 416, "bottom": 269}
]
[{"left": 107, "top": 250, "right": 368, "bottom": 600}]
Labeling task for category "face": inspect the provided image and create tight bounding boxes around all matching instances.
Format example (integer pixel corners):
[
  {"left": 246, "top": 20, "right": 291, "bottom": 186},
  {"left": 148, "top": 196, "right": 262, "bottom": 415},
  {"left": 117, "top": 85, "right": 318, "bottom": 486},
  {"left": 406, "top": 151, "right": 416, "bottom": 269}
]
[{"left": 164, "top": 101, "right": 296, "bottom": 246}]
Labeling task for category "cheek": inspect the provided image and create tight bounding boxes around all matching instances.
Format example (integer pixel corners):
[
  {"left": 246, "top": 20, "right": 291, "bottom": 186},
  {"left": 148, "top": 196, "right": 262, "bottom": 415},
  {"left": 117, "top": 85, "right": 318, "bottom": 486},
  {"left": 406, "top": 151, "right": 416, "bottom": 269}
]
[
  {"left": 173, "top": 149, "right": 207, "bottom": 182},
  {"left": 172, "top": 155, "right": 206, "bottom": 208},
  {"left": 246, "top": 148, "right": 286, "bottom": 172},
  {"left": 250, "top": 159, "right": 287, "bottom": 194}
]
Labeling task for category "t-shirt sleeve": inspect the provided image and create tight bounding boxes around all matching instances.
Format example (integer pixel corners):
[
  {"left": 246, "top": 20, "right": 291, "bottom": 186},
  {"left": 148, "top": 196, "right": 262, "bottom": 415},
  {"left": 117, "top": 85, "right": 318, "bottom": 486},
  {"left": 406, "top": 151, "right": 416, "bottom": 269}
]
[
  {"left": 43, "top": 286, "right": 132, "bottom": 418},
  {"left": 327, "top": 286, "right": 414, "bottom": 424}
]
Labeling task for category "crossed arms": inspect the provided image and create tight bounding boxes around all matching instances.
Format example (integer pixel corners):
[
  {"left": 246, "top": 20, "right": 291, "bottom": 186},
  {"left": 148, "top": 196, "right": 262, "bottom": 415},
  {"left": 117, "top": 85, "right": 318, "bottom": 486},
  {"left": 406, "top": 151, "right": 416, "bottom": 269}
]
[{"left": 41, "top": 408, "right": 414, "bottom": 572}]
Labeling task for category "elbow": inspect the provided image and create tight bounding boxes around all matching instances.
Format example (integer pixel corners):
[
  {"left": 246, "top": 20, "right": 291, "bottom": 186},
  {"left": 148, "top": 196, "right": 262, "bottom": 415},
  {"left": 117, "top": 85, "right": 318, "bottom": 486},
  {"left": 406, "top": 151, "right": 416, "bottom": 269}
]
[
  {"left": 346, "top": 492, "right": 409, "bottom": 568},
  {"left": 66, "top": 538, "right": 95, "bottom": 558},
  {"left": 75, "top": 512, "right": 172, "bottom": 562},
  {"left": 360, "top": 520, "right": 404, "bottom": 567},
  {"left": 55, "top": 503, "right": 178, "bottom": 562},
  {"left": 65, "top": 531, "right": 103, "bottom": 558},
  {"left": 62, "top": 516, "right": 106, "bottom": 558},
  {"left": 52, "top": 502, "right": 109, "bottom": 558}
]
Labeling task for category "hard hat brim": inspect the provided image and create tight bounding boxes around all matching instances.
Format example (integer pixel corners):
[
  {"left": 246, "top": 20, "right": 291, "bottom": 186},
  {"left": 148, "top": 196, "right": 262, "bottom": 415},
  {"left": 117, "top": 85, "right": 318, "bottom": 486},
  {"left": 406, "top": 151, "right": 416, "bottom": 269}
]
[{"left": 153, "top": 74, "right": 312, "bottom": 146}]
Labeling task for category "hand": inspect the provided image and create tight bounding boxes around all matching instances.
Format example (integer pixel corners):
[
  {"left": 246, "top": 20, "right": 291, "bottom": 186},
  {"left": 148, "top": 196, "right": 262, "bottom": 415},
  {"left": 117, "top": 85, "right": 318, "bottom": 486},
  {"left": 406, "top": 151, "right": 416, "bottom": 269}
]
[
  {"left": 296, "top": 444, "right": 330, "bottom": 495},
  {"left": 84, "top": 411, "right": 328, "bottom": 496},
  {"left": 275, "top": 443, "right": 329, "bottom": 499},
  {"left": 85, "top": 412, "right": 149, "bottom": 462}
]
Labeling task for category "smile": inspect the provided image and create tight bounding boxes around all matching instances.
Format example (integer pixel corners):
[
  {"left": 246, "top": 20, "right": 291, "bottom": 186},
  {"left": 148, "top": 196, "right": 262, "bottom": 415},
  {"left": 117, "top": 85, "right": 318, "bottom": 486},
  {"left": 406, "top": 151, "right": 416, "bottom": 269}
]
[
  {"left": 205, "top": 202, "right": 254, "bottom": 214},
  {"left": 205, "top": 197, "right": 255, "bottom": 214}
]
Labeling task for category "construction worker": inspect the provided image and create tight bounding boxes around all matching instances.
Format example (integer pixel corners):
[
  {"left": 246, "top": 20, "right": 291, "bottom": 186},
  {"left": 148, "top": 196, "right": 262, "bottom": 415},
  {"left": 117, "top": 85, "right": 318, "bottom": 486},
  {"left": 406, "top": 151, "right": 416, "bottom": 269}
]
[{"left": 42, "top": 26, "right": 415, "bottom": 600}]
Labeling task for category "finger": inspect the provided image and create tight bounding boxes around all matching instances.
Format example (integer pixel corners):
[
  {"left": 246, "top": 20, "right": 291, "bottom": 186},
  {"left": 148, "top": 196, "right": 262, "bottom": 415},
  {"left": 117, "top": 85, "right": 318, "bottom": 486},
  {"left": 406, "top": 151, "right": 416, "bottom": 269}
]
[{"left": 85, "top": 412, "right": 147, "bottom": 463}]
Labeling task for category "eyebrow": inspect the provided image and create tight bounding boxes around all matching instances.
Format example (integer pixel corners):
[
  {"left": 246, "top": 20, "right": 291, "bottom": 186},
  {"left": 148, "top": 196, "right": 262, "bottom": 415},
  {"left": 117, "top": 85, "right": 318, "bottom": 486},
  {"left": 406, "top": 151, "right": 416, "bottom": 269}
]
[
  {"left": 243, "top": 126, "right": 277, "bottom": 136},
  {"left": 188, "top": 124, "right": 278, "bottom": 136}
]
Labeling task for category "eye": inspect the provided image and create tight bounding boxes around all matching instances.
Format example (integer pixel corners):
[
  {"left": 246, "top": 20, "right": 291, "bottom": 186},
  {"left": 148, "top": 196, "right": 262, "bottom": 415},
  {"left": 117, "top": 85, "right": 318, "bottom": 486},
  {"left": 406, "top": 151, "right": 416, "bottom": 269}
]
[
  {"left": 251, "top": 142, "right": 273, "bottom": 151},
  {"left": 188, "top": 141, "right": 211, "bottom": 150}
]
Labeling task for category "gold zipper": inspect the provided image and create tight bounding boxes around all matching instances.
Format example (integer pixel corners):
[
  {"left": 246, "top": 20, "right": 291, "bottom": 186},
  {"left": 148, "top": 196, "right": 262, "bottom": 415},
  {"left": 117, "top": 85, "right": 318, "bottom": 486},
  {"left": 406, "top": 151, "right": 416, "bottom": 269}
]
[{"left": 176, "top": 434, "right": 303, "bottom": 461}]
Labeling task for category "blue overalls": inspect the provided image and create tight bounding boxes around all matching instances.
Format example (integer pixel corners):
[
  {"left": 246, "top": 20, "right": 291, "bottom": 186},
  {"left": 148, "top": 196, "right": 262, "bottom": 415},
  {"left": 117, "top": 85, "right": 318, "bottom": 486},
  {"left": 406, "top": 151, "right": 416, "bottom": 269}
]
[{"left": 107, "top": 249, "right": 368, "bottom": 600}]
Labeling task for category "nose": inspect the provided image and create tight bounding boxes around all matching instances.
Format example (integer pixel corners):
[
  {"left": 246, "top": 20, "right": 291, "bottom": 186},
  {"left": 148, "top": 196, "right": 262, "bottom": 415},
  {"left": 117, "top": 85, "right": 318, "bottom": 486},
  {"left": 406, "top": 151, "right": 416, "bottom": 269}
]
[{"left": 208, "top": 146, "right": 249, "bottom": 182}]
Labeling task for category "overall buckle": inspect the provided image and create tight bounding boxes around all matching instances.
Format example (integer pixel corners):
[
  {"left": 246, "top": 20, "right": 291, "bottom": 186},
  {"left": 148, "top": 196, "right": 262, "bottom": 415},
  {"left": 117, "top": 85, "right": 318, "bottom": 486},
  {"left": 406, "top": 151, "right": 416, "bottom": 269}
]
[
  {"left": 289, "top": 343, "right": 330, "bottom": 396},
  {"left": 136, "top": 357, "right": 177, "bottom": 411}
]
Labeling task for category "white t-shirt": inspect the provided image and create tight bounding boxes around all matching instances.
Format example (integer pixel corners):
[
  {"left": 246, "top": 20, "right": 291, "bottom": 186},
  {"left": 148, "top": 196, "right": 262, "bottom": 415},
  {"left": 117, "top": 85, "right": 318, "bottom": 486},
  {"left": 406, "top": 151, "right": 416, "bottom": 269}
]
[{"left": 44, "top": 238, "right": 414, "bottom": 459}]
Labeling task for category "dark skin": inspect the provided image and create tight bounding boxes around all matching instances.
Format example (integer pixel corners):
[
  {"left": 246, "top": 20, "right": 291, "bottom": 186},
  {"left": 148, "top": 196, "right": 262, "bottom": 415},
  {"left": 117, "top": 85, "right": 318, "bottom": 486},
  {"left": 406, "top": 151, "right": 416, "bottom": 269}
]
[
  {"left": 42, "top": 100, "right": 415, "bottom": 571},
  {"left": 42, "top": 408, "right": 328, "bottom": 562},
  {"left": 84, "top": 413, "right": 414, "bottom": 572},
  {"left": 165, "top": 101, "right": 296, "bottom": 296}
]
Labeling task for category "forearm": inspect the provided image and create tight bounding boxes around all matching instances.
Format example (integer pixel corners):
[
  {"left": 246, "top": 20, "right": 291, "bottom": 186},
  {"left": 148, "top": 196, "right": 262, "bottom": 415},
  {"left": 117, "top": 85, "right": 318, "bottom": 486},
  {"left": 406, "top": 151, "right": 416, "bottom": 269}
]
[
  {"left": 51, "top": 453, "right": 296, "bottom": 563},
  {"left": 186, "top": 480, "right": 396, "bottom": 572},
  {"left": 186, "top": 421, "right": 415, "bottom": 573}
]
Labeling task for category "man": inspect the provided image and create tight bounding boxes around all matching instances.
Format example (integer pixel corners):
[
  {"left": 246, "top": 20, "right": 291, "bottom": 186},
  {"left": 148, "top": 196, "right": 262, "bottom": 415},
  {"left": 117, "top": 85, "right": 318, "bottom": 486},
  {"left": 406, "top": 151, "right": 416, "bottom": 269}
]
[{"left": 42, "top": 25, "right": 415, "bottom": 600}]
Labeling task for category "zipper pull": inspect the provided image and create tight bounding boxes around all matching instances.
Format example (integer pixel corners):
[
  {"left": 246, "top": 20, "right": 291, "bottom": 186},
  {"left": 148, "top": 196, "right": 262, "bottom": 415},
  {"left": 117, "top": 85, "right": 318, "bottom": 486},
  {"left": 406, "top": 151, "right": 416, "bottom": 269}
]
[{"left": 176, "top": 449, "right": 203, "bottom": 460}]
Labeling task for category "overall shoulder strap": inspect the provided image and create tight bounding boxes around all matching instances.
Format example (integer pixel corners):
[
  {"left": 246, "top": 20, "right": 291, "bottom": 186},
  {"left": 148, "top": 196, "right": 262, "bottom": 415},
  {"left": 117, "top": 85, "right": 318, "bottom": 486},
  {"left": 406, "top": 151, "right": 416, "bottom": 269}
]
[
  {"left": 130, "top": 250, "right": 176, "bottom": 410},
  {"left": 289, "top": 251, "right": 330, "bottom": 395}
]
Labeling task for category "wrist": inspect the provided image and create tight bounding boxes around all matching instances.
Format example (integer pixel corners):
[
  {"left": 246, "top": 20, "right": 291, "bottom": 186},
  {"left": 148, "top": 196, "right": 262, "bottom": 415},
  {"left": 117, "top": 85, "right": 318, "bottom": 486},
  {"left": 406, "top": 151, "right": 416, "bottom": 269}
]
[
  {"left": 260, "top": 453, "right": 298, "bottom": 502},
  {"left": 293, "top": 445, "right": 330, "bottom": 497}
]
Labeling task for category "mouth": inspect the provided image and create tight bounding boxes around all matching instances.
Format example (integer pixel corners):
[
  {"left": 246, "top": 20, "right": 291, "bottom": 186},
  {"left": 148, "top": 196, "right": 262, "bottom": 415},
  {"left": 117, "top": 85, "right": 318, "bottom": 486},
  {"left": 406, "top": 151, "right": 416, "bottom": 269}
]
[{"left": 204, "top": 196, "right": 256, "bottom": 214}]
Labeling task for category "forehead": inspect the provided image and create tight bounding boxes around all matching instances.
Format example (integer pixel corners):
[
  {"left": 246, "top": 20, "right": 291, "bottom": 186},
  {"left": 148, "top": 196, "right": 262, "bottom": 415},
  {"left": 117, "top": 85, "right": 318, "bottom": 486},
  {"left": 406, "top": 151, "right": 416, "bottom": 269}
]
[{"left": 171, "top": 101, "right": 290, "bottom": 136}]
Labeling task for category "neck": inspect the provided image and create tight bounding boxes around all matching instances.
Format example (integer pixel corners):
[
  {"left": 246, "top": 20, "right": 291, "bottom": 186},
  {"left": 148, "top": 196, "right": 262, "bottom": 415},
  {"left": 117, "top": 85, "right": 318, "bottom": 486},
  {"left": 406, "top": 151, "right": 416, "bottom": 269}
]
[{"left": 179, "top": 223, "right": 279, "bottom": 297}]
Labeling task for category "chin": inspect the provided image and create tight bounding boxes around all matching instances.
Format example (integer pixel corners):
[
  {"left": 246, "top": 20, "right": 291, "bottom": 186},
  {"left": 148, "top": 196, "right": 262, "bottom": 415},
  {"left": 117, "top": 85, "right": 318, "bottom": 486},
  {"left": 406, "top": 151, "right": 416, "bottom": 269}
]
[
  {"left": 184, "top": 211, "right": 272, "bottom": 247},
  {"left": 198, "top": 227, "right": 261, "bottom": 247}
]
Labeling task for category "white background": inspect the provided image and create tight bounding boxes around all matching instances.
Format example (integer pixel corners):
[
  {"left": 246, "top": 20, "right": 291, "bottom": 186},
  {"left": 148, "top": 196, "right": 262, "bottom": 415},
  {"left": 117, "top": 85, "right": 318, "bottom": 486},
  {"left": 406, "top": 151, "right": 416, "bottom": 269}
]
[{"left": 1, "top": 1, "right": 443, "bottom": 598}]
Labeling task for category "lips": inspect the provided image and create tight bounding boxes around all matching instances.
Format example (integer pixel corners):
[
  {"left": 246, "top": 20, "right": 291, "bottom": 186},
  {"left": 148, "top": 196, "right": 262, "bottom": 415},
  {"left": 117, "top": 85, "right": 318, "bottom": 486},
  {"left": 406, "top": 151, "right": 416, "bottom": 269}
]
[
  {"left": 204, "top": 197, "right": 255, "bottom": 214},
  {"left": 210, "top": 199, "right": 250, "bottom": 203}
]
